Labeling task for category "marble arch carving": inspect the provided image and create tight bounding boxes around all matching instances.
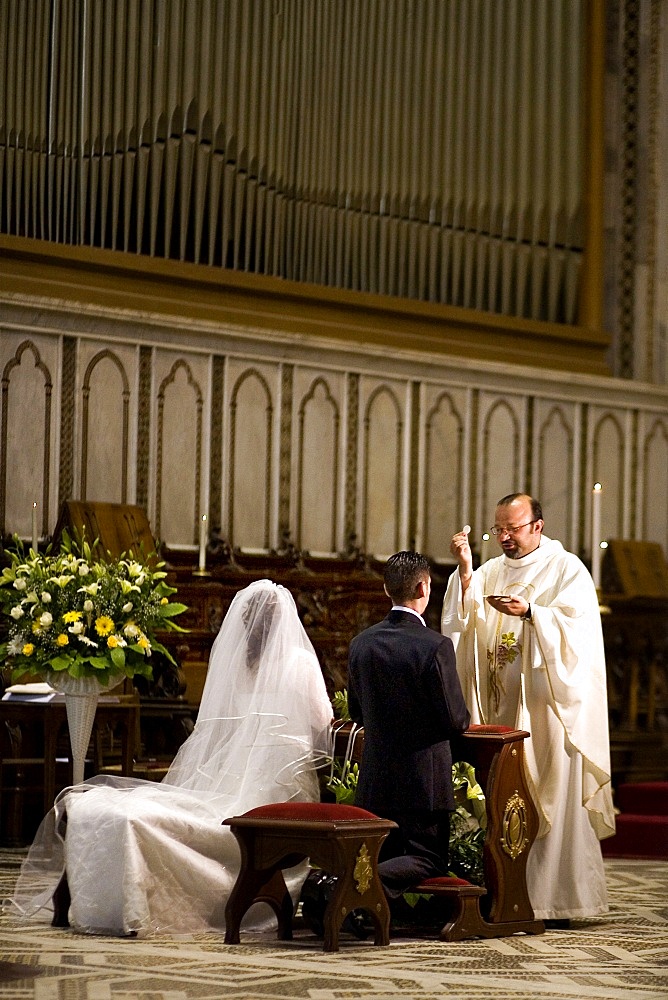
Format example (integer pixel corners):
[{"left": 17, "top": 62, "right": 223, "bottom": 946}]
[
  {"left": 296, "top": 377, "right": 340, "bottom": 554},
  {"left": 1, "top": 340, "right": 52, "bottom": 539},
  {"left": 155, "top": 359, "right": 204, "bottom": 545},
  {"left": 80, "top": 349, "right": 130, "bottom": 504},
  {"left": 228, "top": 368, "right": 273, "bottom": 550},
  {"left": 362, "top": 384, "right": 403, "bottom": 557}
]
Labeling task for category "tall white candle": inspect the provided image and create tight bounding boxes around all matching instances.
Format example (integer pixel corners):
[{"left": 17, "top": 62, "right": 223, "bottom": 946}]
[
  {"left": 591, "top": 483, "right": 602, "bottom": 590},
  {"left": 32, "top": 501, "right": 38, "bottom": 552},
  {"left": 199, "top": 514, "right": 206, "bottom": 570},
  {"left": 480, "top": 532, "right": 490, "bottom": 564},
  {"left": 198, "top": 514, "right": 208, "bottom": 572}
]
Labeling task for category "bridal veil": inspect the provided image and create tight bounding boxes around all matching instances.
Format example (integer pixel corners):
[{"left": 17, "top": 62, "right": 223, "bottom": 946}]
[{"left": 10, "top": 579, "right": 333, "bottom": 935}]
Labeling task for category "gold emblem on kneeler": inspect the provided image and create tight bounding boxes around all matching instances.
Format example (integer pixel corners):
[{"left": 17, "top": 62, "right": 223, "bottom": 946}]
[
  {"left": 354, "top": 843, "right": 372, "bottom": 894},
  {"left": 501, "top": 790, "right": 528, "bottom": 859}
]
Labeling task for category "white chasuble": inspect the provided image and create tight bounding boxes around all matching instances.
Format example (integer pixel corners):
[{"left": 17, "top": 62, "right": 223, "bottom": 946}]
[{"left": 441, "top": 536, "right": 615, "bottom": 920}]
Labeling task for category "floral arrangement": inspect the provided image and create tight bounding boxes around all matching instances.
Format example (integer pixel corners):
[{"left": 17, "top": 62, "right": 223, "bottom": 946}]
[{"left": 0, "top": 532, "right": 187, "bottom": 688}]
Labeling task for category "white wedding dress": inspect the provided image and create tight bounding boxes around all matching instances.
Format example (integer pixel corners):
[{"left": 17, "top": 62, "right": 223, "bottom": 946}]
[{"left": 11, "top": 580, "right": 333, "bottom": 936}]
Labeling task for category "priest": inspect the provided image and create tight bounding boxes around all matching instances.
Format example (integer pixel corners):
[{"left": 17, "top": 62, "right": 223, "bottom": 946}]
[{"left": 441, "top": 493, "right": 615, "bottom": 926}]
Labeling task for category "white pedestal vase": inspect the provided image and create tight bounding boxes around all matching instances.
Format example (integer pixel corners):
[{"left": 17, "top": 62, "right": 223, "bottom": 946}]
[{"left": 46, "top": 673, "right": 124, "bottom": 787}]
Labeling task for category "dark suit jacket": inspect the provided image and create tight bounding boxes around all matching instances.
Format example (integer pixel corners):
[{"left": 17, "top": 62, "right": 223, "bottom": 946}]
[{"left": 347, "top": 609, "right": 470, "bottom": 814}]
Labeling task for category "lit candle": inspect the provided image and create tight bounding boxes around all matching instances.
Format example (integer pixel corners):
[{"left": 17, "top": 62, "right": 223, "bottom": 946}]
[
  {"left": 198, "top": 513, "right": 207, "bottom": 572},
  {"left": 32, "top": 501, "right": 38, "bottom": 552},
  {"left": 591, "top": 483, "right": 602, "bottom": 590},
  {"left": 480, "top": 532, "right": 490, "bottom": 564}
]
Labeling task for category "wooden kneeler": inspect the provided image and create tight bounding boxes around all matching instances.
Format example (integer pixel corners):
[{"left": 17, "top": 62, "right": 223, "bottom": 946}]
[
  {"left": 222, "top": 802, "right": 396, "bottom": 951},
  {"left": 407, "top": 725, "right": 546, "bottom": 941},
  {"left": 411, "top": 877, "right": 488, "bottom": 941}
]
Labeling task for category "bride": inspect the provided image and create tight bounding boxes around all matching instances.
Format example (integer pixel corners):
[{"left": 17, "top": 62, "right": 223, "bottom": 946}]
[{"left": 11, "top": 579, "right": 333, "bottom": 936}]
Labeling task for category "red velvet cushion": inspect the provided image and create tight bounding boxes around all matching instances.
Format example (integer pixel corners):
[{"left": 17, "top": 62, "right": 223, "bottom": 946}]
[
  {"left": 467, "top": 724, "right": 515, "bottom": 734},
  {"left": 417, "top": 876, "right": 474, "bottom": 887},
  {"left": 240, "top": 802, "right": 380, "bottom": 822}
]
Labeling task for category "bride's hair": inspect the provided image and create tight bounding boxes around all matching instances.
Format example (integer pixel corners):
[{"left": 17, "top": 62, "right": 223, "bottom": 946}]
[{"left": 243, "top": 587, "right": 278, "bottom": 673}]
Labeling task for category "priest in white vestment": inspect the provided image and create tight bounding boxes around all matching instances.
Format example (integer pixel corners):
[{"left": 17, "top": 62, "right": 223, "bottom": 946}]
[{"left": 441, "top": 493, "right": 615, "bottom": 924}]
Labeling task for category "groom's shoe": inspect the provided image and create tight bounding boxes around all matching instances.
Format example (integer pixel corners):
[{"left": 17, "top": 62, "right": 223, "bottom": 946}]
[{"left": 299, "top": 870, "right": 337, "bottom": 938}]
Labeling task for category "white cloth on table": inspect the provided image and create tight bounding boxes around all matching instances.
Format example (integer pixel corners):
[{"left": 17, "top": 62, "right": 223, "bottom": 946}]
[
  {"left": 10, "top": 579, "right": 333, "bottom": 936},
  {"left": 441, "top": 536, "right": 615, "bottom": 921}
]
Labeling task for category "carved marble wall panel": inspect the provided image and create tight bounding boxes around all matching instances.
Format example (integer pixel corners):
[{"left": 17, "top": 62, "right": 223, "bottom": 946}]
[
  {"left": 153, "top": 352, "right": 208, "bottom": 547},
  {"left": 532, "top": 399, "right": 580, "bottom": 551},
  {"left": 421, "top": 384, "right": 469, "bottom": 561},
  {"left": 1, "top": 333, "right": 57, "bottom": 541},
  {"left": 292, "top": 368, "right": 345, "bottom": 555},
  {"left": 1, "top": 301, "right": 667, "bottom": 570},
  {"left": 358, "top": 377, "right": 409, "bottom": 558},
  {"left": 639, "top": 410, "right": 668, "bottom": 553},
  {"left": 76, "top": 342, "right": 137, "bottom": 507},
  {"left": 589, "top": 406, "right": 629, "bottom": 542},
  {"left": 477, "top": 392, "right": 528, "bottom": 532},
  {"left": 224, "top": 359, "right": 279, "bottom": 550}
]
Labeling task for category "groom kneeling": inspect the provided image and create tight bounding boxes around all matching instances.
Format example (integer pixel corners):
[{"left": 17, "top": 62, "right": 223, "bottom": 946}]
[{"left": 302, "top": 551, "right": 469, "bottom": 933}]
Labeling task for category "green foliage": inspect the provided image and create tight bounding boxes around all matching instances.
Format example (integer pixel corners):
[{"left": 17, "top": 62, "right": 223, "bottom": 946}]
[
  {"left": 449, "top": 760, "right": 487, "bottom": 885},
  {"left": 325, "top": 759, "right": 359, "bottom": 804},
  {"left": 331, "top": 688, "right": 351, "bottom": 721},
  {"left": 0, "top": 531, "right": 187, "bottom": 687},
  {"left": 452, "top": 760, "right": 487, "bottom": 829}
]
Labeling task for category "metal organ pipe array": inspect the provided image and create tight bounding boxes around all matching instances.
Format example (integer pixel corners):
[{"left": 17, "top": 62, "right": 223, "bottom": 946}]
[{"left": 1, "top": 0, "right": 585, "bottom": 325}]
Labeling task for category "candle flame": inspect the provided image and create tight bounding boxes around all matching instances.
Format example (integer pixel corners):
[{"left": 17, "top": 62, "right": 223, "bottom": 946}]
[{"left": 593, "top": 482, "right": 602, "bottom": 492}]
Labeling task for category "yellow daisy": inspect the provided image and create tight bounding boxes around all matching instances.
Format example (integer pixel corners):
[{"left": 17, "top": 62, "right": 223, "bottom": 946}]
[{"left": 95, "top": 615, "right": 114, "bottom": 636}]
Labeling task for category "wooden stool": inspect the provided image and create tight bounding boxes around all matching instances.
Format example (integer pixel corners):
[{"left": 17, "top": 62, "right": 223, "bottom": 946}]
[{"left": 223, "top": 802, "right": 396, "bottom": 952}]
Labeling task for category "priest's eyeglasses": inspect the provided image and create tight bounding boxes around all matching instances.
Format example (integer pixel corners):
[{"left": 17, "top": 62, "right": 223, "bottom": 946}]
[{"left": 490, "top": 520, "right": 537, "bottom": 536}]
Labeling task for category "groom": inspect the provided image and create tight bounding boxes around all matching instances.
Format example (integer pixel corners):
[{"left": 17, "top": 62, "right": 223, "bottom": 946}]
[{"left": 347, "top": 550, "right": 470, "bottom": 899}]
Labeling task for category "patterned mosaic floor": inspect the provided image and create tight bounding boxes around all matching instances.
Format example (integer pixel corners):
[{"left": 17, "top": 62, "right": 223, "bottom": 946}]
[{"left": 0, "top": 850, "right": 666, "bottom": 1000}]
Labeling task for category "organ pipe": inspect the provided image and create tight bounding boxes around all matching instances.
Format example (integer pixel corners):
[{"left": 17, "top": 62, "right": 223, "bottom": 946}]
[{"left": 0, "top": 0, "right": 587, "bottom": 325}]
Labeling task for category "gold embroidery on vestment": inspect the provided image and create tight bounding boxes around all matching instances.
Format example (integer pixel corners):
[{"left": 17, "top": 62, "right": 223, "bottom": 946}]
[{"left": 487, "top": 622, "right": 522, "bottom": 715}]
